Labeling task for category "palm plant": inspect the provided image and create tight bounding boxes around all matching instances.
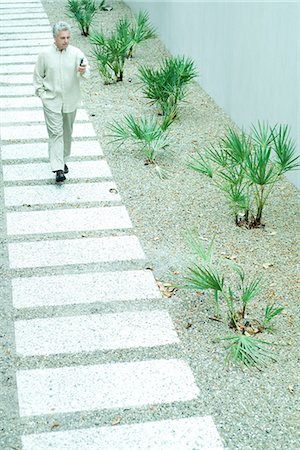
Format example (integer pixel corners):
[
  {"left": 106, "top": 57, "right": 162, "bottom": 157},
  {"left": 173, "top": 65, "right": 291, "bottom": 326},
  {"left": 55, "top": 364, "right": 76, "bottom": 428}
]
[
  {"left": 222, "top": 335, "right": 276, "bottom": 370},
  {"left": 107, "top": 114, "right": 171, "bottom": 176},
  {"left": 138, "top": 56, "right": 198, "bottom": 124},
  {"left": 127, "top": 11, "right": 157, "bottom": 58},
  {"left": 177, "top": 232, "right": 266, "bottom": 323},
  {"left": 190, "top": 122, "right": 300, "bottom": 227},
  {"left": 66, "top": 0, "right": 98, "bottom": 36},
  {"left": 262, "top": 304, "right": 284, "bottom": 331},
  {"left": 174, "top": 231, "right": 284, "bottom": 369},
  {"left": 89, "top": 23, "right": 132, "bottom": 82}
]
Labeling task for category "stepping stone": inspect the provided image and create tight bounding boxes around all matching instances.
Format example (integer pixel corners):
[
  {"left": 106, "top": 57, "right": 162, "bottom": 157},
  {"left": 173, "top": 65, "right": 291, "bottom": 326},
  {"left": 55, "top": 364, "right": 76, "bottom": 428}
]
[
  {"left": 16, "top": 359, "right": 199, "bottom": 416},
  {"left": 0, "top": 54, "right": 38, "bottom": 63},
  {"left": 1, "top": 85, "right": 34, "bottom": 95},
  {"left": 0, "top": 74, "right": 38, "bottom": 84},
  {"left": 0, "top": 26, "right": 50, "bottom": 34},
  {"left": 0, "top": 0, "right": 41, "bottom": 3},
  {"left": 0, "top": 64, "right": 34, "bottom": 74},
  {"left": 0, "top": 34, "right": 52, "bottom": 41},
  {"left": 4, "top": 181, "right": 119, "bottom": 206},
  {"left": 21, "top": 416, "right": 224, "bottom": 450},
  {"left": 0, "top": 13, "right": 47, "bottom": 19},
  {"left": 11, "top": 269, "right": 161, "bottom": 308},
  {"left": 14, "top": 310, "right": 179, "bottom": 356},
  {"left": 8, "top": 235, "right": 145, "bottom": 269},
  {"left": 7, "top": 205, "right": 131, "bottom": 235},
  {"left": 2, "top": 19, "right": 49, "bottom": 26},
  {"left": 1, "top": 122, "right": 96, "bottom": 141},
  {"left": 3, "top": 160, "right": 111, "bottom": 182},
  {"left": 0, "top": 109, "right": 89, "bottom": 124},
  {"left": 0, "top": 97, "right": 41, "bottom": 108},
  {"left": 1, "top": 140, "right": 103, "bottom": 159},
  {"left": 0, "top": 46, "right": 47, "bottom": 55},
  {"left": 0, "top": 39, "right": 49, "bottom": 48}
]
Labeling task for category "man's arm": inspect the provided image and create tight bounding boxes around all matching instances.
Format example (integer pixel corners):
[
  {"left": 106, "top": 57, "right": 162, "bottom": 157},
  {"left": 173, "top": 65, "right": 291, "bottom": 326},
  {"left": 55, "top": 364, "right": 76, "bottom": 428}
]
[
  {"left": 78, "top": 53, "right": 90, "bottom": 79},
  {"left": 33, "top": 53, "right": 46, "bottom": 98}
]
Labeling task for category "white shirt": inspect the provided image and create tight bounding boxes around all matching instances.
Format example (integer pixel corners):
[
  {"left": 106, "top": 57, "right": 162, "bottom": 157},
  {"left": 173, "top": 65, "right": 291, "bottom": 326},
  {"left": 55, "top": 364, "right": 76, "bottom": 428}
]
[{"left": 33, "top": 44, "right": 89, "bottom": 113}]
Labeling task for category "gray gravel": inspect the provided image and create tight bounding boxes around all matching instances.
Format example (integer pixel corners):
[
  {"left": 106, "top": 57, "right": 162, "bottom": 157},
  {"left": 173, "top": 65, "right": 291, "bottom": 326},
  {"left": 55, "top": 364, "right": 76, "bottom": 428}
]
[{"left": 1, "top": 0, "right": 299, "bottom": 449}]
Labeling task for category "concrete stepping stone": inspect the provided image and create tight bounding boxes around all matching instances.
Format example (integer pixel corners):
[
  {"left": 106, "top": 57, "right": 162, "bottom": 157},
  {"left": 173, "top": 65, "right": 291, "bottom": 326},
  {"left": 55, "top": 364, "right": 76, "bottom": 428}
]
[
  {"left": 14, "top": 310, "right": 179, "bottom": 356},
  {"left": 0, "top": 54, "right": 38, "bottom": 63},
  {"left": 0, "top": 46, "right": 47, "bottom": 55},
  {"left": 1, "top": 109, "right": 89, "bottom": 124},
  {"left": 11, "top": 269, "right": 161, "bottom": 308},
  {"left": 0, "top": 97, "right": 42, "bottom": 108},
  {"left": 3, "top": 160, "right": 111, "bottom": 181},
  {"left": 4, "top": 181, "right": 119, "bottom": 206},
  {"left": 0, "top": 12, "right": 47, "bottom": 19},
  {"left": 2, "top": 19, "right": 49, "bottom": 26},
  {"left": 0, "top": 40, "right": 49, "bottom": 48},
  {"left": 21, "top": 416, "right": 224, "bottom": 450},
  {"left": 1, "top": 122, "right": 96, "bottom": 141},
  {"left": 1, "top": 85, "right": 34, "bottom": 95},
  {"left": 0, "top": 34, "right": 51, "bottom": 41},
  {"left": 0, "top": 64, "right": 34, "bottom": 74},
  {"left": 3, "top": 159, "right": 109, "bottom": 180},
  {"left": 0, "top": 26, "right": 50, "bottom": 34},
  {"left": 8, "top": 235, "right": 145, "bottom": 269},
  {"left": 16, "top": 359, "right": 199, "bottom": 416},
  {"left": 1, "top": 140, "right": 103, "bottom": 159},
  {"left": 7, "top": 205, "right": 131, "bottom": 235},
  {"left": 0, "top": 74, "right": 39, "bottom": 84}
]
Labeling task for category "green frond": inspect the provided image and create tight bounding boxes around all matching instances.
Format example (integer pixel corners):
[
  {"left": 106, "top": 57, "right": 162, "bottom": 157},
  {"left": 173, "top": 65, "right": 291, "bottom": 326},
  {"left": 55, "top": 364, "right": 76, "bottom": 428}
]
[
  {"left": 188, "top": 150, "right": 213, "bottom": 178},
  {"left": 262, "top": 304, "right": 284, "bottom": 327},
  {"left": 183, "top": 229, "right": 215, "bottom": 263},
  {"left": 183, "top": 263, "right": 224, "bottom": 292},
  {"left": 271, "top": 124, "right": 300, "bottom": 174},
  {"left": 241, "top": 276, "right": 261, "bottom": 305},
  {"left": 222, "top": 335, "right": 276, "bottom": 369}
]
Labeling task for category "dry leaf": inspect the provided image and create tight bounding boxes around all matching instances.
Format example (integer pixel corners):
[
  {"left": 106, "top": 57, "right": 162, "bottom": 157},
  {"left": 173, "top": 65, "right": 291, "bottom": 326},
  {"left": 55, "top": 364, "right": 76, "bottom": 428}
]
[
  {"left": 157, "top": 281, "right": 177, "bottom": 298},
  {"left": 51, "top": 423, "right": 60, "bottom": 430},
  {"left": 185, "top": 322, "right": 193, "bottom": 329},
  {"left": 111, "top": 416, "right": 121, "bottom": 426}
]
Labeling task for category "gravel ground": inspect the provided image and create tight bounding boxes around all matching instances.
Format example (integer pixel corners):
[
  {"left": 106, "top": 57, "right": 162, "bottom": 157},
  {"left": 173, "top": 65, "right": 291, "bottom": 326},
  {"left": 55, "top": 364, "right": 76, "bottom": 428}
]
[
  {"left": 40, "top": 1, "right": 300, "bottom": 448},
  {"left": 1, "top": 0, "right": 299, "bottom": 449}
]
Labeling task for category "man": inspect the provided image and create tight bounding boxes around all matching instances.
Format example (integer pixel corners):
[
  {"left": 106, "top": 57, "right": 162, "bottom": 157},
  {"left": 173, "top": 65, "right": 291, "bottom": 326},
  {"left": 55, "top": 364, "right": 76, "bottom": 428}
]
[{"left": 33, "top": 21, "right": 89, "bottom": 183}]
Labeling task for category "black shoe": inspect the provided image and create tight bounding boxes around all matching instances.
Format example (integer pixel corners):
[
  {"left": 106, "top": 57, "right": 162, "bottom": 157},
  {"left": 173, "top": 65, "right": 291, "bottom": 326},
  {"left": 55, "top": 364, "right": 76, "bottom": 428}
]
[
  {"left": 64, "top": 164, "right": 69, "bottom": 174},
  {"left": 56, "top": 170, "right": 66, "bottom": 183}
]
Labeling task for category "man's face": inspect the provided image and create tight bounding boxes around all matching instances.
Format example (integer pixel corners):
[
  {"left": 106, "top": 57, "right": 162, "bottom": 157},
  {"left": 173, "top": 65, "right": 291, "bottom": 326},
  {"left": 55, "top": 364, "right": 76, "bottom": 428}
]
[{"left": 54, "top": 30, "right": 70, "bottom": 50}]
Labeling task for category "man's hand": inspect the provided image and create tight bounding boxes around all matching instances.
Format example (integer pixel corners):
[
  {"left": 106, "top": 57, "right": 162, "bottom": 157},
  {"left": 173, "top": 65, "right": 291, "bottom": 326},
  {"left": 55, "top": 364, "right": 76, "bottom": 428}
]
[{"left": 78, "top": 64, "right": 87, "bottom": 74}]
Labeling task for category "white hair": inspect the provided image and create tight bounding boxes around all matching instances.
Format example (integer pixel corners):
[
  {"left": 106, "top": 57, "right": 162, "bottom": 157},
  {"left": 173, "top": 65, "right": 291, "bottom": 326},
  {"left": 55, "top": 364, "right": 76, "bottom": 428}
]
[{"left": 52, "top": 21, "right": 71, "bottom": 37}]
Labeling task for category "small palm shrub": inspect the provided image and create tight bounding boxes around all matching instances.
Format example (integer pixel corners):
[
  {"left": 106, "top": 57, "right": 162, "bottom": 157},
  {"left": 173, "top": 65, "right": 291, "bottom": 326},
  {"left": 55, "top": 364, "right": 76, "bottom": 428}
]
[
  {"left": 108, "top": 114, "right": 171, "bottom": 177},
  {"left": 138, "top": 56, "right": 198, "bottom": 124},
  {"left": 66, "top": 0, "right": 99, "bottom": 36},
  {"left": 127, "top": 11, "right": 157, "bottom": 58},
  {"left": 176, "top": 231, "right": 284, "bottom": 369},
  {"left": 189, "top": 122, "right": 300, "bottom": 228},
  {"left": 222, "top": 335, "right": 276, "bottom": 370},
  {"left": 89, "top": 21, "right": 132, "bottom": 83}
]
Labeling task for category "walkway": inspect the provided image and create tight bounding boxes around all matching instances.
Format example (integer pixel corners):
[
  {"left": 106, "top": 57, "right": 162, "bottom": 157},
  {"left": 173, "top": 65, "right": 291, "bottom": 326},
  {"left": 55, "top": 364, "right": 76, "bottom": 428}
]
[{"left": 0, "top": 0, "right": 224, "bottom": 448}]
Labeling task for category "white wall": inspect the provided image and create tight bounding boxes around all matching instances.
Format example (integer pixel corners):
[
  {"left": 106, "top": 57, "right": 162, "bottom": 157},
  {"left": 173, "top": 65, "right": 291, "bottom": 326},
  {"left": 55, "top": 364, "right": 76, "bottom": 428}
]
[{"left": 126, "top": 1, "right": 300, "bottom": 188}]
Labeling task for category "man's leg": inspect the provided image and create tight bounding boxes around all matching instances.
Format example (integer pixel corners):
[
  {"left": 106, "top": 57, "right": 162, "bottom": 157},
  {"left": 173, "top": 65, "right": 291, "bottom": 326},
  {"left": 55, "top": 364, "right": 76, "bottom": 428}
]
[
  {"left": 43, "top": 105, "right": 64, "bottom": 172},
  {"left": 63, "top": 110, "right": 77, "bottom": 163}
]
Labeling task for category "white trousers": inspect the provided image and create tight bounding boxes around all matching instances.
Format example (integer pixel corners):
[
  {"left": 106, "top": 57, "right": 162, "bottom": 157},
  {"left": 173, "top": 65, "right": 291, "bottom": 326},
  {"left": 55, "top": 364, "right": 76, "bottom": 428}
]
[{"left": 43, "top": 105, "right": 77, "bottom": 172}]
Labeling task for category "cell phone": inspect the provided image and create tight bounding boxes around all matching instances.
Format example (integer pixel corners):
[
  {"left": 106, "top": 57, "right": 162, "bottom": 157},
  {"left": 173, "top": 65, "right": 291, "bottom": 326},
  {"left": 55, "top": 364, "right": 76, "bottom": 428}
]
[{"left": 79, "top": 58, "right": 84, "bottom": 66}]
